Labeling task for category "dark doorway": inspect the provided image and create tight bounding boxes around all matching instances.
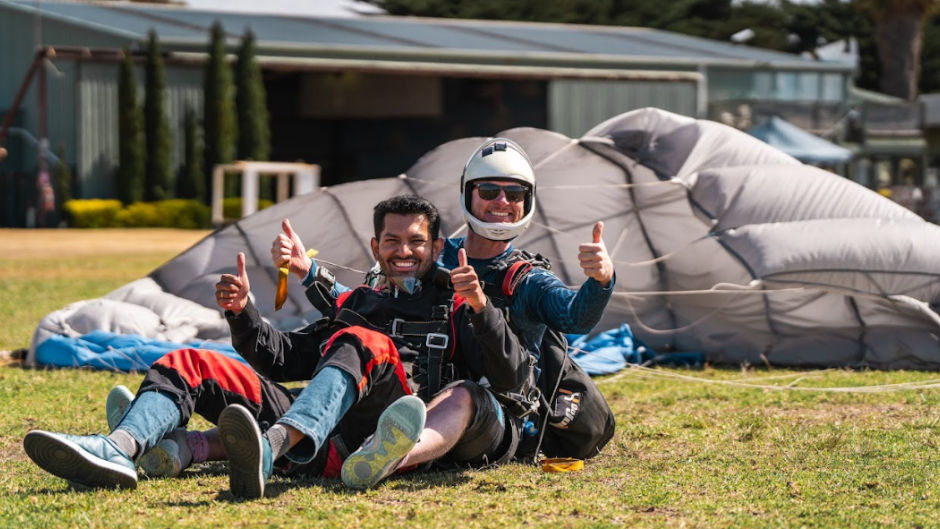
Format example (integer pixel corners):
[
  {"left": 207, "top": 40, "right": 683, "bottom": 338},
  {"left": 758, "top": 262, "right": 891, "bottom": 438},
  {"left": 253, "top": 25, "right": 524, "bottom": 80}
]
[{"left": 265, "top": 71, "right": 547, "bottom": 186}]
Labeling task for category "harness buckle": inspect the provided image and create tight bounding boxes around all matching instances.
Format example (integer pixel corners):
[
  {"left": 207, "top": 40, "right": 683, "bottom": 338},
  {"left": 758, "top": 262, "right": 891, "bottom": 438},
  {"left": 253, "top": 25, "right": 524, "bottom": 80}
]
[
  {"left": 390, "top": 318, "right": 404, "bottom": 337},
  {"left": 426, "top": 333, "right": 449, "bottom": 349},
  {"left": 431, "top": 305, "right": 448, "bottom": 320}
]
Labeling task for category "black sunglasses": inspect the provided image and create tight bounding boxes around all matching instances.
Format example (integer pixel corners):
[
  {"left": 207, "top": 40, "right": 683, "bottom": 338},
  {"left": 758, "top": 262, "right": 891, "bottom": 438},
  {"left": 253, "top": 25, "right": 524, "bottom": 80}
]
[{"left": 473, "top": 182, "right": 529, "bottom": 202}]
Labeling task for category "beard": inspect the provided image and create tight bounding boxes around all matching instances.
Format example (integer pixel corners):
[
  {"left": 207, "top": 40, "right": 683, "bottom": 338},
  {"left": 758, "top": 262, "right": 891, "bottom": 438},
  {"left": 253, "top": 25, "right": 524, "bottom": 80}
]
[{"left": 378, "top": 257, "right": 432, "bottom": 294}]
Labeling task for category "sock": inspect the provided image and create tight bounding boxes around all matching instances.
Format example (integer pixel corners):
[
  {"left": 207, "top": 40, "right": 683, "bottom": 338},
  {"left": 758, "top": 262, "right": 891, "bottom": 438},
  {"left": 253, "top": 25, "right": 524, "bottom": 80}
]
[
  {"left": 187, "top": 431, "right": 209, "bottom": 464},
  {"left": 108, "top": 428, "right": 140, "bottom": 459},
  {"left": 265, "top": 424, "right": 290, "bottom": 460}
]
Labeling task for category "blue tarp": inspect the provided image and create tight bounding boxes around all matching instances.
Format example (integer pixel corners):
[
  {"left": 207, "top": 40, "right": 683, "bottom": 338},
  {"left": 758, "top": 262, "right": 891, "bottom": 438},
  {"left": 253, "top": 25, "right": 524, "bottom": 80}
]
[
  {"left": 568, "top": 324, "right": 703, "bottom": 374},
  {"left": 34, "top": 331, "right": 242, "bottom": 372},
  {"left": 748, "top": 116, "right": 852, "bottom": 164}
]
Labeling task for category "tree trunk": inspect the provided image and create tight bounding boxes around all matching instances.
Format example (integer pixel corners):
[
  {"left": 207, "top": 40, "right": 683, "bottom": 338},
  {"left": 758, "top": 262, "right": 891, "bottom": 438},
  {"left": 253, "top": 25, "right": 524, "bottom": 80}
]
[{"left": 876, "top": 6, "right": 925, "bottom": 100}]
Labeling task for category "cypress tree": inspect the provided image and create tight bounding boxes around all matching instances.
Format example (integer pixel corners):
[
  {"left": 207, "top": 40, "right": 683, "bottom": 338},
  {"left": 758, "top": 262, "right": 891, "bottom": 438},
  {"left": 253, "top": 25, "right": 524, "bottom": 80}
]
[
  {"left": 203, "top": 20, "right": 238, "bottom": 199},
  {"left": 178, "top": 105, "right": 205, "bottom": 200},
  {"left": 144, "top": 29, "right": 173, "bottom": 200},
  {"left": 117, "top": 49, "right": 145, "bottom": 204},
  {"left": 235, "top": 29, "right": 270, "bottom": 162},
  {"left": 53, "top": 144, "right": 72, "bottom": 225}
]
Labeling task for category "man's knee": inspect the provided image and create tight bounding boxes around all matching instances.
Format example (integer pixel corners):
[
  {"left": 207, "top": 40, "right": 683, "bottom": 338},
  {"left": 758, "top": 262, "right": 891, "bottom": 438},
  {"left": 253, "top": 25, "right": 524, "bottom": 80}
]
[{"left": 428, "top": 381, "right": 475, "bottom": 411}]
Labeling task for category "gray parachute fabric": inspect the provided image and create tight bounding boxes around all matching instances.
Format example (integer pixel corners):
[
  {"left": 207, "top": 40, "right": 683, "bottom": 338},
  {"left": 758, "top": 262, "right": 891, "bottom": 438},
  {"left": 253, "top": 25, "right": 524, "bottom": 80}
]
[{"left": 28, "top": 107, "right": 940, "bottom": 369}]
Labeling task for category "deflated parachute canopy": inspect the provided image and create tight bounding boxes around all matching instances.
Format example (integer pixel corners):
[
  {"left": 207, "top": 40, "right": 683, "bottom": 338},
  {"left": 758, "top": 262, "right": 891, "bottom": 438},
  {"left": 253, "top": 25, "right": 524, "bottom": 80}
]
[{"left": 29, "top": 108, "right": 940, "bottom": 370}]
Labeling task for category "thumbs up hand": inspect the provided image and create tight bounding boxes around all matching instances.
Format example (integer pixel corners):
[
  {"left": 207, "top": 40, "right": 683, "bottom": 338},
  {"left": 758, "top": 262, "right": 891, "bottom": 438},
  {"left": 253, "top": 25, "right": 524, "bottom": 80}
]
[
  {"left": 270, "top": 218, "right": 313, "bottom": 280},
  {"left": 450, "top": 248, "right": 487, "bottom": 312},
  {"left": 578, "top": 221, "right": 614, "bottom": 287},
  {"left": 216, "top": 252, "right": 252, "bottom": 313}
]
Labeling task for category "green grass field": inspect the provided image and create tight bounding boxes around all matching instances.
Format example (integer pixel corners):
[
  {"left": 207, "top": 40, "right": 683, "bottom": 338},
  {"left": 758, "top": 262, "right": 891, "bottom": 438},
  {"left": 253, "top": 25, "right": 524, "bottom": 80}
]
[{"left": 2, "top": 229, "right": 940, "bottom": 528}]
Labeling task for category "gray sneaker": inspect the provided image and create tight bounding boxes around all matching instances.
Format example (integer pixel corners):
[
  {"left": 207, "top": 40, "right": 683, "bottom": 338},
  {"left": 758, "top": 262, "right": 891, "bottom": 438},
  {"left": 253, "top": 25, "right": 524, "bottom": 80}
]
[
  {"left": 23, "top": 430, "right": 137, "bottom": 489},
  {"left": 341, "top": 395, "right": 426, "bottom": 490},
  {"left": 138, "top": 428, "right": 192, "bottom": 478},
  {"left": 105, "top": 385, "right": 192, "bottom": 478},
  {"left": 105, "top": 385, "right": 134, "bottom": 430}
]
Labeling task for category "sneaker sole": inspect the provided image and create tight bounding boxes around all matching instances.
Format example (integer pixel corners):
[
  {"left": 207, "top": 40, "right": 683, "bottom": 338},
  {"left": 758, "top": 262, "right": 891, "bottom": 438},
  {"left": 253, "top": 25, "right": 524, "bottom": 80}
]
[
  {"left": 218, "top": 406, "right": 264, "bottom": 499},
  {"left": 342, "top": 395, "right": 426, "bottom": 490},
  {"left": 23, "top": 431, "right": 137, "bottom": 489},
  {"left": 106, "top": 385, "right": 134, "bottom": 431}
]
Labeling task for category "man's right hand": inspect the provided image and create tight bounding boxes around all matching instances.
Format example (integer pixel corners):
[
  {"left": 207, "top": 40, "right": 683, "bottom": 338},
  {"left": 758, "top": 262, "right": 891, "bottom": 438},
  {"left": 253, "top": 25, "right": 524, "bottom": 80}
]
[
  {"left": 271, "top": 218, "right": 313, "bottom": 280},
  {"left": 216, "top": 252, "right": 251, "bottom": 314},
  {"left": 450, "top": 248, "right": 487, "bottom": 313}
]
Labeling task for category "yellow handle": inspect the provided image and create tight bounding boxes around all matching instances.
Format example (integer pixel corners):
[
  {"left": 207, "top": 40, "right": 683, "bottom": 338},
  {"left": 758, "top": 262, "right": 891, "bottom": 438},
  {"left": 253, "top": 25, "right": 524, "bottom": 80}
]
[
  {"left": 540, "top": 457, "right": 583, "bottom": 472},
  {"left": 275, "top": 248, "right": 318, "bottom": 311}
]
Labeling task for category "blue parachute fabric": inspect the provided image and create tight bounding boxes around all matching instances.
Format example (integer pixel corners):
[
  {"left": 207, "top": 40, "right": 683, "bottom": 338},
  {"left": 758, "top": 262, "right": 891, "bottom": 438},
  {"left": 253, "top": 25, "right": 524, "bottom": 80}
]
[
  {"left": 568, "top": 324, "right": 704, "bottom": 374},
  {"left": 568, "top": 324, "right": 645, "bottom": 374},
  {"left": 34, "top": 330, "right": 243, "bottom": 372}
]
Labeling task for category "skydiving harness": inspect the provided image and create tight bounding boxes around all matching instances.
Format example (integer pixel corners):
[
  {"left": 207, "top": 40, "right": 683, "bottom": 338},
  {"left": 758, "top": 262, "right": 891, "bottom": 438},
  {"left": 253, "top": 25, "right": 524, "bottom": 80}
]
[
  {"left": 305, "top": 266, "right": 458, "bottom": 401},
  {"left": 481, "top": 249, "right": 616, "bottom": 463}
]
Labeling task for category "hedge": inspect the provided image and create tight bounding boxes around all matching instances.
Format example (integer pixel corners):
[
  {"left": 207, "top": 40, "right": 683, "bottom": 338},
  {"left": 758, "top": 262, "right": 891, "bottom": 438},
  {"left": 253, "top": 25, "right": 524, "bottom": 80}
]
[
  {"left": 64, "top": 199, "right": 211, "bottom": 228},
  {"left": 222, "top": 197, "right": 273, "bottom": 220}
]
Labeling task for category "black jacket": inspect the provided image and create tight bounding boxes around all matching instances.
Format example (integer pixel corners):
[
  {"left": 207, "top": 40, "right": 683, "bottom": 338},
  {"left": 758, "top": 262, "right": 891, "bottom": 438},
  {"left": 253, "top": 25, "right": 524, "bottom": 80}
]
[{"left": 225, "top": 266, "right": 529, "bottom": 400}]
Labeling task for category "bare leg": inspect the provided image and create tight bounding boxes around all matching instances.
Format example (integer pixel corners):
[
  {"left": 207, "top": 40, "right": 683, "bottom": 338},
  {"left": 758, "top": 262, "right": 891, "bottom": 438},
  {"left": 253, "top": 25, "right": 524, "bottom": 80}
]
[
  {"left": 397, "top": 384, "right": 474, "bottom": 468},
  {"left": 202, "top": 429, "right": 226, "bottom": 460},
  {"left": 197, "top": 427, "right": 298, "bottom": 461}
]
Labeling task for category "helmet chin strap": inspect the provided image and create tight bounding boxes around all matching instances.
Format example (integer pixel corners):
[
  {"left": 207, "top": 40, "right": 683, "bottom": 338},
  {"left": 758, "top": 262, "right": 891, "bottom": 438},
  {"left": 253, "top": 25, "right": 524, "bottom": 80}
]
[{"left": 467, "top": 222, "right": 516, "bottom": 243}]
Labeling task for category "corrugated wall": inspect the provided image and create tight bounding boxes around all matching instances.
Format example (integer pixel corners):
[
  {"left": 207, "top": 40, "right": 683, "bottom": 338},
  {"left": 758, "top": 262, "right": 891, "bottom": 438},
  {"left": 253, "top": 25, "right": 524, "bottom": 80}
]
[
  {"left": 76, "top": 62, "right": 119, "bottom": 197},
  {"left": 77, "top": 62, "right": 203, "bottom": 198},
  {"left": 548, "top": 79, "right": 699, "bottom": 138},
  {"left": 0, "top": 5, "right": 134, "bottom": 174}
]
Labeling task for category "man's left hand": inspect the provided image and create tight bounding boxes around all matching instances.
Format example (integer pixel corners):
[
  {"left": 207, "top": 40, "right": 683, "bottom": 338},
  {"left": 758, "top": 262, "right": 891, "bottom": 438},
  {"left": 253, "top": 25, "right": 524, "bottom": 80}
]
[
  {"left": 578, "top": 221, "right": 614, "bottom": 287},
  {"left": 450, "top": 248, "right": 487, "bottom": 312}
]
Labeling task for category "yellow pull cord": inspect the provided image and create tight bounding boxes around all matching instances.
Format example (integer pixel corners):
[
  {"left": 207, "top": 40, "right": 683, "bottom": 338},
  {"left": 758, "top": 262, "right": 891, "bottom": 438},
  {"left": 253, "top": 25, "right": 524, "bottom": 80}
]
[{"left": 275, "top": 248, "right": 318, "bottom": 311}]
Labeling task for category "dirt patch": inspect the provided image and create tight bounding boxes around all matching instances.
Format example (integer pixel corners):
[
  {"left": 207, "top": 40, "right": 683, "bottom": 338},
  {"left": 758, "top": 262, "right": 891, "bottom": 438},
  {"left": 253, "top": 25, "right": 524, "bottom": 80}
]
[{"left": 0, "top": 228, "right": 211, "bottom": 260}]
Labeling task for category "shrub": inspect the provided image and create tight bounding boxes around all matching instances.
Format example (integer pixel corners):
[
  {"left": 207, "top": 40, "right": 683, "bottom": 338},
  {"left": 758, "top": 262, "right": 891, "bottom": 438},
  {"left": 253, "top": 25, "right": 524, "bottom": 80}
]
[
  {"left": 64, "top": 199, "right": 123, "bottom": 228},
  {"left": 116, "top": 201, "right": 161, "bottom": 227},
  {"left": 156, "top": 199, "right": 211, "bottom": 229},
  {"left": 222, "top": 197, "right": 273, "bottom": 220},
  {"left": 62, "top": 199, "right": 210, "bottom": 229}
]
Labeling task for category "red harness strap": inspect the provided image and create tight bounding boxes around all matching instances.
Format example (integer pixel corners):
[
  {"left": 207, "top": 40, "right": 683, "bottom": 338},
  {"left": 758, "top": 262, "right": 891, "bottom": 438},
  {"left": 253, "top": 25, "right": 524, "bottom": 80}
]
[
  {"left": 502, "top": 261, "right": 533, "bottom": 297},
  {"left": 321, "top": 326, "right": 411, "bottom": 396},
  {"left": 155, "top": 348, "right": 263, "bottom": 405},
  {"left": 334, "top": 289, "right": 355, "bottom": 309}
]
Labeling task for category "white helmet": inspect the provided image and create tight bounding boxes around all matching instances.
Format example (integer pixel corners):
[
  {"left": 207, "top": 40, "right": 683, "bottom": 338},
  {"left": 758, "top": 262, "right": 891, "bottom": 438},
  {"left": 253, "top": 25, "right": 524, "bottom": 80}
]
[{"left": 460, "top": 138, "right": 536, "bottom": 241}]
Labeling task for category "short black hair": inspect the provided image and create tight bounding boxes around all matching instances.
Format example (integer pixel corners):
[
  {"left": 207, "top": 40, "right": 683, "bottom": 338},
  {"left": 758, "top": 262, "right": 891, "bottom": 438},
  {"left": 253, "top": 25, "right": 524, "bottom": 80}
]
[{"left": 373, "top": 195, "right": 441, "bottom": 239}]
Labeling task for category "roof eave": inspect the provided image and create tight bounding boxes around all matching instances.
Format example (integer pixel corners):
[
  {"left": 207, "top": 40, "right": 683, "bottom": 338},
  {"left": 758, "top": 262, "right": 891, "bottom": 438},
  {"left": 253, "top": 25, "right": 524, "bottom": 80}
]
[{"left": 158, "top": 37, "right": 855, "bottom": 73}]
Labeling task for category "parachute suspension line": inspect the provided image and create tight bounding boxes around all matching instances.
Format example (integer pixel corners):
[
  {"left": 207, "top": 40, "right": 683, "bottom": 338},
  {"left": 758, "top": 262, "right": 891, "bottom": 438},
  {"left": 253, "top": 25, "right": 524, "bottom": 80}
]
[
  {"left": 523, "top": 220, "right": 714, "bottom": 267},
  {"left": 615, "top": 286, "right": 743, "bottom": 335},
  {"left": 597, "top": 364, "right": 940, "bottom": 393},
  {"left": 320, "top": 187, "right": 375, "bottom": 266},
  {"left": 530, "top": 138, "right": 579, "bottom": 171},
  {"left": 312, "top": 257, "right": 369, "bottom": 276},
  {"left": 446, "top": 223, "right": 468, "bottom": 240},
  {"left": 593, "top": 366, "right": 838, "bottom": 385},
  {"left": 590, "top": 285, "right": 940, "bottom": 335},
  {"left": 607, "top": 222, "right": 630, "bottom": 261},
  {"left": 396, "top": 174, "right": 453, "bottom": 192},
  {"left": 233, "top": 221, "right": 279, "bottom": 289},
  {"left": 537, "top": 179, "right": 685, "bottom": 191}
]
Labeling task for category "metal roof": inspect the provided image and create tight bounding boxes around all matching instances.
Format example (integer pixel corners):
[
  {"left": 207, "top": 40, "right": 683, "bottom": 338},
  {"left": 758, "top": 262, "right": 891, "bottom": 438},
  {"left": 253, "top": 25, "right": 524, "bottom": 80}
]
[{"left": 2, "top": 0, "right": 854, "bottom": 72}]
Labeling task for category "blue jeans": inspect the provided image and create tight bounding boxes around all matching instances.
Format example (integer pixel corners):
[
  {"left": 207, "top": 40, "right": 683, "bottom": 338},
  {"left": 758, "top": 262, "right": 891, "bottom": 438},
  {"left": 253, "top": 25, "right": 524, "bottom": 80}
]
[
  {"left": 114, "top": 390, "right": 180, "bottom": 457},
  {"left": 278, "top": 366, "right": 356, "bottom": 464}
]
